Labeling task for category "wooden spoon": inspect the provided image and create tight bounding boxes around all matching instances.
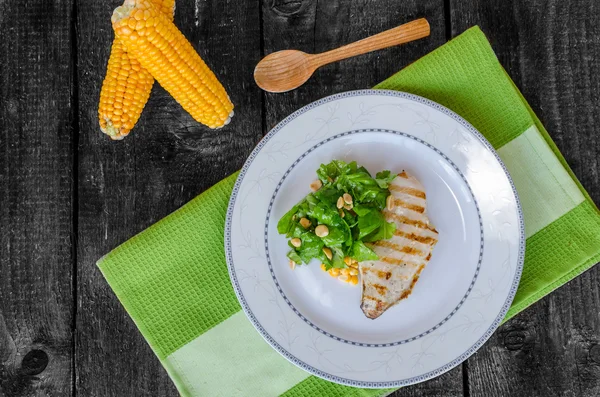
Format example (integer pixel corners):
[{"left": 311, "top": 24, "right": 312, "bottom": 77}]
[{"left": 254, "top": 18, "right": 430, "bottom": 93}]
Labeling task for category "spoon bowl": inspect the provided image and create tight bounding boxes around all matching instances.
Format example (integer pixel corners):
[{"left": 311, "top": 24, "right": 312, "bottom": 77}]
[{"left": 254, "top": 50, "right": 315, "bottom": 93}]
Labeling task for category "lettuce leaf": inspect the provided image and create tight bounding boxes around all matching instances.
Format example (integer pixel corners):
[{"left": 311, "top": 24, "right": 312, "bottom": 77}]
[
  {"left": 287, "top": 250, "right": 302, "bottom": 264},
  {"left": 375, "top": 170, "right": 398, "bottom": 188},
  {"left": 351, "top": 241, "right": 379, "bottom": 261},
  {"left": 363, "top": 220, "right": 396, "bottom": 242},
  {"left": 357, "top": 209, "right": 384, "bottom": 239}
]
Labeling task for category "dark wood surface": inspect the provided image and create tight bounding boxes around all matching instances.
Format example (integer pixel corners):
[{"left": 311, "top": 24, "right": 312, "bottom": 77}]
[
  {"left": 0, "top": 0, "right": 598, "bottom": 395},
  {"left": 0, "top": 1, "right": 74, "bottom": 395}
]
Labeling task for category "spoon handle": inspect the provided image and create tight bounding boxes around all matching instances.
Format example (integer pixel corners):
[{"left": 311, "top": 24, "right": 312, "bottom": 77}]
[{"left": 311, "top": 18, "right": 430, "bottom": 66}]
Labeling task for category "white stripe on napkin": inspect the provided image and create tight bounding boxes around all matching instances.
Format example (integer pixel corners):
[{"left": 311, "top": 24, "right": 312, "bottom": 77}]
[
  {"left": 163, "top": 311, "right": 310, "bottom": 397},
  {"left": 498, "top": 125, "right": 584, "bottom": 237}
]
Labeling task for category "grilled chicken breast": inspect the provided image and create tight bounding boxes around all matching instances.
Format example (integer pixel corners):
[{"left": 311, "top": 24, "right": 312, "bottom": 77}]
[{"left": 360, "top": 171, "right": 438, "bottom": 319}]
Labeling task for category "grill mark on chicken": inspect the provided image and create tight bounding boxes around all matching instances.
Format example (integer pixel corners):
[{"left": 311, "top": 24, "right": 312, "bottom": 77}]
[
  {"left": 363, "top": 295, "right": 383, "bottom": 304},
  {"left": 394, "top": 229, "right": 437, "bottom": 245},
  {"left": 384, "top": 211, "right": 436, "bottom": 231},
  {"left": 379, "top": 256, "right": 424, "bottom": 268},
  {"left": 380, "top": 257, "right": 406, "bottom": 266},
  {"left": 372, "top": 240, "right": 426, "bottom": 257},
  {"left": 393, "top": 199, "right": 425, "bottom": 213},
  {"left": 373, "top": 284, "right": 387, "bottom": 296},
  {"left": 363, "top": 268, "right": 393, "bottom": 280},
  {"left": 389, "top": 184, "right": 427, "bottom": 199},
  {"left": 361, "top": 265, "right": 410, "bottom": 280}
]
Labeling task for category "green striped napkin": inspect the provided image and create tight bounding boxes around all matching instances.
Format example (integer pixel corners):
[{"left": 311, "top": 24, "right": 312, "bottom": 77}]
[{"left": 98, "top": 26, "right": 600, "bottom": 397}]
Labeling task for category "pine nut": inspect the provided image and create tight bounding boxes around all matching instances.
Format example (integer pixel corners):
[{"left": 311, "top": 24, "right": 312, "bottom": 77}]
[
  {"left": 290, "top": 238, "right": 301, "bottom": 247},
  {"left": 336, "top": 196, "right": 344, "bottom": 209},
  {"left": 310, "top": 179, "right": 322, "bottom": 191},
  {"left": 339, "top": 209, "right": 345, "bottom": 218},
  {"left": 386, "top": 195, "right": 395, "bottom": 211},
  {"left": 289, "top": 260, "right": 296, "bottom": 270},
  {"left": 322, "top": 247, "right": 333, "bottom": 260},
  {"left": 344, "top": 203, "right": 353, "bottom": 211},
  {"left": 299, "top": 217, "right": 311, "bottom": 228},
  {"left": 343, "top": 193, "right": 353, "bottom": 205},
  {"left": 315, "top": 224, "right": 329, "bottom": 237}
]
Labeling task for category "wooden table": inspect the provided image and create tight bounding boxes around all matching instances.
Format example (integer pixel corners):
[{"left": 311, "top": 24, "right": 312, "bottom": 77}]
[{"left": 1, "top": 0, "right": 599, "bottom": 395}]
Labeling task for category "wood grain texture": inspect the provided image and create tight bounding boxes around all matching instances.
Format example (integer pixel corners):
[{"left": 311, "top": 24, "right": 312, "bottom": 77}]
[
  {"left": 451, "top": 1, "right": 600, "bottom": 396},
  {"left": 75, "top": 0, "right": 262, "bottom": 395},
  {"left": 261, "top": 1, "right": 463, "bottom": 395},
  {"left": 0, "top": 0, "right": 74, "bottom": 395}
]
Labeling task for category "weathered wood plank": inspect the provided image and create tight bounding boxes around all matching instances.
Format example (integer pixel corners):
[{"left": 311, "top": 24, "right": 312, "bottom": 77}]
[
  {"left": 0, "top": 0, "right": 74, "bottom": 395},
  {"left": 451, "top": 1, "right": 600, "bottom": 396},
  {"left": 75, "top": 0, "right": 263, "bottom": 394},
  {"left": 261, "top": 1, "right": 463, "bottom": 395}
]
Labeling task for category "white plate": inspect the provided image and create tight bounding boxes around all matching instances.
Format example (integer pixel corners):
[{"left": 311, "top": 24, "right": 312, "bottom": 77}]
[{"left": 225, "top": 90, "right": 524, "bottom": 388}]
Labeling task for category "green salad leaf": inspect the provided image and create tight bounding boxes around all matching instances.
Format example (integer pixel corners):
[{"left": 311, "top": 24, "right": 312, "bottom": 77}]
[
  {"left": 363, "top": 218, "right": 396, "bottom": 242},
  {"left": 351, "top": 241, "right": 379, "bottom": 261},
  {"left": 375, "top": 170, "right": 399, "bottom": 188},
  {"left": 278, "top": 160, "right": 397, "bottom": 270},
  {"left": 287, "top": 250, "right": 302, "bottom": 264}
]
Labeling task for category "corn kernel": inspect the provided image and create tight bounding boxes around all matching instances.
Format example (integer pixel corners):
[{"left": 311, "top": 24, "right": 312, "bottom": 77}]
[
  {"left": 349, "top": 268, "right": 358, "bottom": 276},
  {"left": 320, "top": 263, "right": 327, "bottom": 271},
  {"left": 349, "top": 275, "right": 359, "bottom": 285},
  {"left": 329, "top": 268, "right": 340, "bottom": 277},
  {"left": 340, "top": 268, "right": 349, "bottom": 276}
]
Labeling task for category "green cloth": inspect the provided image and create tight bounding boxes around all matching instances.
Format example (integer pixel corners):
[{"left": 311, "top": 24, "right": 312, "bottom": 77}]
[{"left": 98, "top": 26, "right": 600, "bottom": 396}]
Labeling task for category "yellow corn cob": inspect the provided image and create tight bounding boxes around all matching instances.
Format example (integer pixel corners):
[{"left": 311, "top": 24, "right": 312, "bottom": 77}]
[
  {"left": 112, "top": 1, "right": 234, "bottom": 129},
  {"left": 98, "top": 0, "right": 175, "bottom": 140}
]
